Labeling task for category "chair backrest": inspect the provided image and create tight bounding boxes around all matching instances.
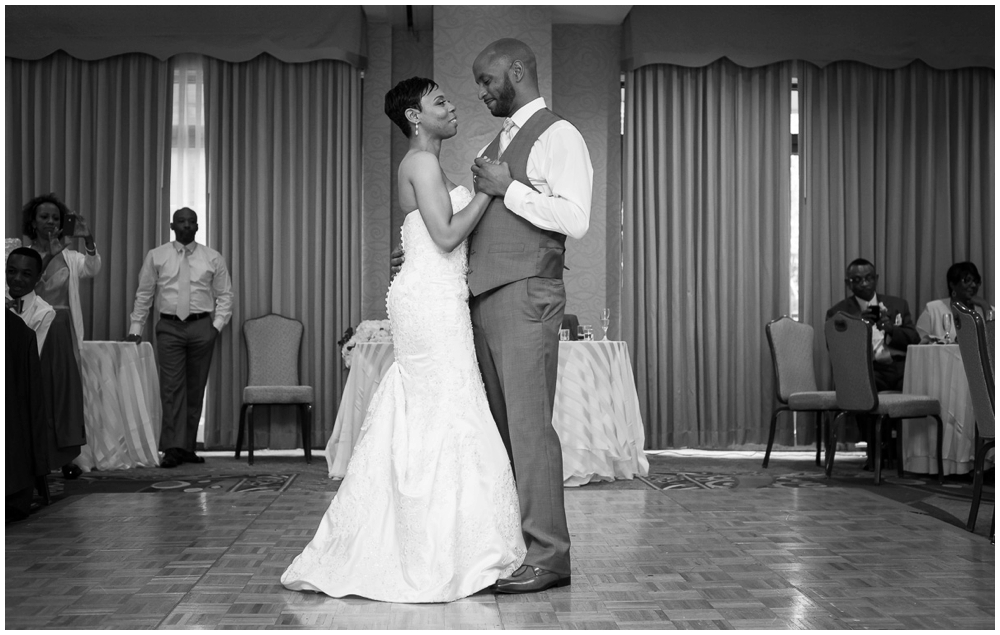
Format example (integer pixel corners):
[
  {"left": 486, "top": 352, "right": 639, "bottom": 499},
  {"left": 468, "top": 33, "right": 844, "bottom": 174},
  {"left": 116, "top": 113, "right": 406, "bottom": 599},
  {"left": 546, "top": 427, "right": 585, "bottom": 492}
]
[
  {"left": 243, "top": 314, "right": 303, "bottom": 387},
  {"left": 824, "top": 311, "right": 878, "bottom": 412},
  {"left": 766, "top": 316, "right": 820, "bottom": 403},
  {"left": 953, "top": 301, "right": 995, "bottom": 440},
  {"left": 562, "top": 313, "right": 580, "bottom": 340}
]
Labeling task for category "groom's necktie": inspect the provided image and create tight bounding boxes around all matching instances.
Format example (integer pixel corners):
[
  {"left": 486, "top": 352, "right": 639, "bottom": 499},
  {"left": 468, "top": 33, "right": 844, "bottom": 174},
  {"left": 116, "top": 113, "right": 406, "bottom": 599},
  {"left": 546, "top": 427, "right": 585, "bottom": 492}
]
[
  {"left": 176, "top": 246, "right": 191, "bottom": 320},
  {"left": 499, "top": 118, "right": 516, "bottom": 155}
]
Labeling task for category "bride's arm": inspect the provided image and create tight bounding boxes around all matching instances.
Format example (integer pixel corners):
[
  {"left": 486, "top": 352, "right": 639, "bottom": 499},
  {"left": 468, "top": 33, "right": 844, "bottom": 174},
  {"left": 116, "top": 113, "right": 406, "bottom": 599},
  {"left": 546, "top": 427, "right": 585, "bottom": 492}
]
[{"left": 407, "top": 152, "right": 490, "bottom": 253}]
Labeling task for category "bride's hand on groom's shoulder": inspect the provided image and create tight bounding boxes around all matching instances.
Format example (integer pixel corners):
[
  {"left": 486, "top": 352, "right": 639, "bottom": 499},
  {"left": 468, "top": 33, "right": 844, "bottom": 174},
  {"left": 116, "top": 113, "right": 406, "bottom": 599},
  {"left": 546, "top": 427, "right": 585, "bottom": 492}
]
[{"left": 471, "top": 157, "right": 513, "bottom": 198}]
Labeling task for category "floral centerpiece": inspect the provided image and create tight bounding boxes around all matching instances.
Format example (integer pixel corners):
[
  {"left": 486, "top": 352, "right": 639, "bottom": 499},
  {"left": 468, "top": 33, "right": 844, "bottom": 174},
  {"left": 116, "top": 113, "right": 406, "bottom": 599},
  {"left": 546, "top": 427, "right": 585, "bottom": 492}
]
[{"left": 339, "top": 319, "right": 392, "bottom": 368}]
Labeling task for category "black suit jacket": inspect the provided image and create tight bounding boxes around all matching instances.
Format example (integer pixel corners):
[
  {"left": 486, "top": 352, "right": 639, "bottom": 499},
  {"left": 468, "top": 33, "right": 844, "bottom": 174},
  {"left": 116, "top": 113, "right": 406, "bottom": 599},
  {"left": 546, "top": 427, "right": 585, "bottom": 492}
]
[{"left": 826, "top": 293, "right": 919, "bottom": 357}]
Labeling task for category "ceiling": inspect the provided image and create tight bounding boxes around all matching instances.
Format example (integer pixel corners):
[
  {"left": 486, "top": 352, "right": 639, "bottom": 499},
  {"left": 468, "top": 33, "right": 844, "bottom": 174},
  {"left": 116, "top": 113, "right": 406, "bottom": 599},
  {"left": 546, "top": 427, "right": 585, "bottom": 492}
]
[{"left": 362, "top": 5, "right": 632, "bottom": 29}]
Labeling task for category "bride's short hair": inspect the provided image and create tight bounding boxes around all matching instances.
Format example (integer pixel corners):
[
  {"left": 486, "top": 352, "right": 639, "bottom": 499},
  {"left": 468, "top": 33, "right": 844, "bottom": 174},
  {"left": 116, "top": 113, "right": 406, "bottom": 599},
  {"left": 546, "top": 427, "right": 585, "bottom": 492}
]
[{"left": 385, "top": 77, "right": 437, "bottom": 138}]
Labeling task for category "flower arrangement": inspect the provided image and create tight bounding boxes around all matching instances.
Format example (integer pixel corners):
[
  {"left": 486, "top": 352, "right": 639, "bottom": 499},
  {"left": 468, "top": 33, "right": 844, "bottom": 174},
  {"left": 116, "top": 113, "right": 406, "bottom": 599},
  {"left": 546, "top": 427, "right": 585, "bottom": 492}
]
[{"left": 339, "top": 319, "right": 392, "bottom": 368}]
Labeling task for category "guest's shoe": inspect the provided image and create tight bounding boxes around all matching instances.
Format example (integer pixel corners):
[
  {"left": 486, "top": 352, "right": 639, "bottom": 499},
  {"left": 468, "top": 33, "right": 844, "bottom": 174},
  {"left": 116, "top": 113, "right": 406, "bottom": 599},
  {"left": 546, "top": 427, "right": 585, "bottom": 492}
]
[
  {"left": 494, "top": 565, "right": 571, "bottom": 594},
  {"left": 61, "top": 464, "right": 82, "bottom": 480},
  {"left": 160, "top": 449, "right": 184, "bottom": 469},
  {"left": 178, "top": 449, "right": 205, "bottom": 464}
]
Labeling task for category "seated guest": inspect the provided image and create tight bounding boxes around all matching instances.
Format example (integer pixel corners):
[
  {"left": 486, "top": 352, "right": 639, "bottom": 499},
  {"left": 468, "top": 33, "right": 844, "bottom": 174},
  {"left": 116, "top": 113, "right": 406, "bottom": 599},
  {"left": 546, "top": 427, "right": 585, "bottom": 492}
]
[
  {"left": 916, "top": 261, "right": 994, "bottom": 343},
  {"left": 20, "top": 195, "right": 97, "bottom": 480},
  {"left": 7, "top": 248, "right": 55, "bottom": 354},
  {"left": 6, "top": 311, "right": 51, "bottom": 522},
  {"left": 826, "top": 258, "right": 920, "bottom": 469},
  {"left": 826, "top": 258, "right": 919, "bottom": 392}
]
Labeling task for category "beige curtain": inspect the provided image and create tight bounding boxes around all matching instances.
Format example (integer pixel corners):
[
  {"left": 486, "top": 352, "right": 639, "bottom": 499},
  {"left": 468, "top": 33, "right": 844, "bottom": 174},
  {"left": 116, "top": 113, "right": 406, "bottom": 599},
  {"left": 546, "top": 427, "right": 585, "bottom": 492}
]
[
  {"left": 622, "top": 59, "right": 792, "bottom": 449},
  {"left": 202, "top": 54, "right": 363, "bottom": 450},
  {"left": 800, "top": 61, "right": 995, "bottom": 394},
  {"left": 5, "top": 52, "right": 173, "bottom": 341}
]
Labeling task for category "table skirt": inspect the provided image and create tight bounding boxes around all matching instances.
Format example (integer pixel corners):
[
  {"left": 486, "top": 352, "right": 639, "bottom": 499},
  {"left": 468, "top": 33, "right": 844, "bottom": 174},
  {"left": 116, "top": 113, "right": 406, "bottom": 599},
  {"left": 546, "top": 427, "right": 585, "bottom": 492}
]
[
  {"left": 901, "top": 344, "right": 994, "bottom": 475},
  {"left": 76, "top": 341, "right": 162, "bottom": 471},
  {"left": 325, "top": 340, "right": 649, "bottom": 486}
]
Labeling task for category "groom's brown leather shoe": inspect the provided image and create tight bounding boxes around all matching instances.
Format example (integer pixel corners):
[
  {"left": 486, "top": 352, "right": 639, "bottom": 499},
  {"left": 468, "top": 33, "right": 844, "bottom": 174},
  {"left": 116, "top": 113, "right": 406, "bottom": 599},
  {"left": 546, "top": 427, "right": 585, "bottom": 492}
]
[{"left": 495, "top": 565, "right": 571, "bottom": 594}]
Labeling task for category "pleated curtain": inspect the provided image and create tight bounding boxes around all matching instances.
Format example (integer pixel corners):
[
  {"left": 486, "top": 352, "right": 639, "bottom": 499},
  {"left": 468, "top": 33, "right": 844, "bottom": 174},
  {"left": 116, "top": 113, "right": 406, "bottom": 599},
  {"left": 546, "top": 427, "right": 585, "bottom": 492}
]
[
  {"left": 202, "top": 54, "right": 363, "bottom": 450},
  {"left": 799, "top": 61, "right": 995, "bottom": 394},
  {"left": 622, "top": 59, "right": 792, "bottom": 449},
  {"left": 5, "top": 52, "right": 173, "bottom": 342}
]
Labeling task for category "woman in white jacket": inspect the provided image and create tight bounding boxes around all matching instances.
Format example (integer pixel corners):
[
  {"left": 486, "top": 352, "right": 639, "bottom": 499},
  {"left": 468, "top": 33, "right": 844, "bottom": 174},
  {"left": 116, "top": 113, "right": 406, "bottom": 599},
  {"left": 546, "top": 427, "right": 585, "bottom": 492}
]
[{"left": 21, "top": 193, "right": 102, "bottom": 479}]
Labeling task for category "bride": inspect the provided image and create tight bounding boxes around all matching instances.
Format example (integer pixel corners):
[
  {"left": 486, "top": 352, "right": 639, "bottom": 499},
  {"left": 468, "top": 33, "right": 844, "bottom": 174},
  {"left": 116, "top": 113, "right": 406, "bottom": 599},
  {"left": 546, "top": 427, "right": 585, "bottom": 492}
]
[{"left": 280, "top": 77, "right": 525, "bottom": 603}]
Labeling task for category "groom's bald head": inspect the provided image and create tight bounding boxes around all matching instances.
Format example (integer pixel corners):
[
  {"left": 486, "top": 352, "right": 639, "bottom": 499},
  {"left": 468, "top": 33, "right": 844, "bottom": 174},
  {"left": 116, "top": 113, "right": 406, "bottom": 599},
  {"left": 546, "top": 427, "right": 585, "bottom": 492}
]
[{"left": 473, "top": 38, "right": 541, "bottom": 117}]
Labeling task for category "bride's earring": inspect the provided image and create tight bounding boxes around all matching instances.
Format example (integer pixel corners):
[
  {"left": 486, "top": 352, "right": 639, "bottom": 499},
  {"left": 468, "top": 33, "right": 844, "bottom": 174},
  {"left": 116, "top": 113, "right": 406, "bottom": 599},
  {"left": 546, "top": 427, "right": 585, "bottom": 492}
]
[{"left": 414, "top": 122, "right": 420, "bottom": 137}]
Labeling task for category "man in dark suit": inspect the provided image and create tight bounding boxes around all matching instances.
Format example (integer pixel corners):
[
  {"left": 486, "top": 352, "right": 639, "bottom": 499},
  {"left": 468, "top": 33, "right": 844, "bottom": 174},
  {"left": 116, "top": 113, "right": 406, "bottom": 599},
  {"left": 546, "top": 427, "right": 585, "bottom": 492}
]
[
  {"left": 826, "top": 258, "right": 919, "bottom": 468},
  {"left": 826, "top": 258, "right": 919, "bottom": 391}
]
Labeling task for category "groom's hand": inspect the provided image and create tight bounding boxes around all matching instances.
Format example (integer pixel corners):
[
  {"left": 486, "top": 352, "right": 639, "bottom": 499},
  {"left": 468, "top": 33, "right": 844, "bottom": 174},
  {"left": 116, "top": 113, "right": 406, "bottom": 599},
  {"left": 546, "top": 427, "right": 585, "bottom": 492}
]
[
  {"left": 471, "top": 157, "right": 513, "bottom": 198},
  {"left": 390, "top": 245, "right": 405, "bottom": 279}
]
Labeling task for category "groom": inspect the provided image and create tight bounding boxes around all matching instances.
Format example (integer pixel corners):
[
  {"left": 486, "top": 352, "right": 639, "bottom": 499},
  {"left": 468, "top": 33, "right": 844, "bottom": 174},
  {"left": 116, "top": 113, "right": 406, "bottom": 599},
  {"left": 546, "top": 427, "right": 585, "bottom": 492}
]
[{"left": 467, "top": 38, "right": 593, "bottom": 593}]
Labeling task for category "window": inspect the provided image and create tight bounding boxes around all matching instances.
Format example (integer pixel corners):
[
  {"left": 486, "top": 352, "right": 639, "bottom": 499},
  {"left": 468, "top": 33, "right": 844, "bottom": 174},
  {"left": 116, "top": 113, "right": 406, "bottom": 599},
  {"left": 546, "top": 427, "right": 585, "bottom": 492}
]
[
  {"left": 789, "top": 77, "right": 800, "bottom": 320},
  {"left": 170, "top": 54, "right": 207, "bottom": 245}
]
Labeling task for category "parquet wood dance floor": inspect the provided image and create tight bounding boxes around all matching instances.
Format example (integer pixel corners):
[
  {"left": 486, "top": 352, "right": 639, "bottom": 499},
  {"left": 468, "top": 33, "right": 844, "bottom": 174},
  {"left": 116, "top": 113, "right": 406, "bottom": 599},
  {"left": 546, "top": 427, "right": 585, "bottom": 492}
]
[{"left": 6, "top": 484, "right": 995, "bottom": 629}]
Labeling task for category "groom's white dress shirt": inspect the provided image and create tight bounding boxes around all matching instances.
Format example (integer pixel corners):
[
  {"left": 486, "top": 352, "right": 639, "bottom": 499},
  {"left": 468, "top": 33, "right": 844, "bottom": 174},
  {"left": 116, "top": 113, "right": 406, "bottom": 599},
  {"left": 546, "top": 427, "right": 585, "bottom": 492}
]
[{"left": 481, "top": 97, "right": 593, "bottom": 240}]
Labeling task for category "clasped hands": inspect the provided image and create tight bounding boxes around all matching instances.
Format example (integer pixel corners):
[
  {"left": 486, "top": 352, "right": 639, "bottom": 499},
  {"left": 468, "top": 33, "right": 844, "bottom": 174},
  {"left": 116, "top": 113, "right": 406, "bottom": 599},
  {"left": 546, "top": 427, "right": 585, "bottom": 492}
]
[{"left": 470, "top": 156, "right": 512, "bottom": 197}]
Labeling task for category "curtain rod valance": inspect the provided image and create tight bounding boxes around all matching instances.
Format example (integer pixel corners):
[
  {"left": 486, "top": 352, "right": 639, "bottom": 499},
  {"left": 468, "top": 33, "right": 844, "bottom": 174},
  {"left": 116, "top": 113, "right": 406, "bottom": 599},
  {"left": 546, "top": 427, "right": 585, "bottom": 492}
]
[
  {"left": 6, "top": 6, "right": 368, "bottom": 68},
  {"left": 622, "top": 6, "right": 994, "bottom": 71}
]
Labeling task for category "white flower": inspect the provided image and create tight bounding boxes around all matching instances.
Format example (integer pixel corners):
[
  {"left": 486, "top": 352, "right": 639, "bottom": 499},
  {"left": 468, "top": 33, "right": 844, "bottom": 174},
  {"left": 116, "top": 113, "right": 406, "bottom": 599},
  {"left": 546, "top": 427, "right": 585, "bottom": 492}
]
[{"left": 341, "top": 319, "right": 392, "bottom": 368}]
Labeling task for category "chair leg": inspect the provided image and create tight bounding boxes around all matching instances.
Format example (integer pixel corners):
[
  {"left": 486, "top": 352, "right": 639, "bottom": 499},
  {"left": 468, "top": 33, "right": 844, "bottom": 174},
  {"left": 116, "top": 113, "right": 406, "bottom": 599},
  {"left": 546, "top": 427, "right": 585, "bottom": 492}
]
[
  {"left": 235, "top": 403, "right": 248, "bottom": 459},
  {"left": 763, "top": 407, "right": 785, "bottom": 468},
  {"left": 873, "top": 416, "right": 884, "bottom": 485},
  {"left": 35, "top": 475, "right": 51, "bottom": 506},
  {"left": 301, "top": 403, "right": 313, "bottom": 464},
  {"left": 933, "top": 415, "right": 944, "bottom": 485},
  {"left": 896, "top": 419, "right": 905, "bottom": 478},
  {"left": 247, "top": 404, "right": 255, "bottom": 466},
  {"left": 826, "top": 413, "right": 845, "bottom": 477},
  {"left": 815, "top": 412, "right": 826, "bottom": 467},
  {"left": 967, "top": 439, "right": 994, "bottom": 532}
]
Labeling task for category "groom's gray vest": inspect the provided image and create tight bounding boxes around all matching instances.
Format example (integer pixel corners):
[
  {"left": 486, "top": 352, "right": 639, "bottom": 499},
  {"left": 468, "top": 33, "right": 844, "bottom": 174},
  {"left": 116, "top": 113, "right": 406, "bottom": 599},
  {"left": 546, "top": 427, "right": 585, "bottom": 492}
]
[{"left": 467, "top": 109, "right": 568, "bottom": 298}]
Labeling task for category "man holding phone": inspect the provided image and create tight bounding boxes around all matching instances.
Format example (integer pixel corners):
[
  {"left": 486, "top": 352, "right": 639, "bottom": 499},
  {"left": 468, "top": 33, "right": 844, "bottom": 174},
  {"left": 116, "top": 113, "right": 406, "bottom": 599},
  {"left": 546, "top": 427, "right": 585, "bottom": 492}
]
[
  {"left": 826, "top": 258, "right": 919, "bottom": 469},
  {"left": 825, "top": 258, "right": 919, "bottom": 391},
  {"left": 126, "top": 208, "right": 233, "bottom": 468}
]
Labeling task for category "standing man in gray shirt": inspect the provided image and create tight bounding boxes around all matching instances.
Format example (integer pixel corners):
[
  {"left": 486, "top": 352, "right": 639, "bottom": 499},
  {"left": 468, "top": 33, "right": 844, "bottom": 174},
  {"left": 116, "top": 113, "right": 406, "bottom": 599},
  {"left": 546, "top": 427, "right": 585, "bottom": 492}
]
[{"left": 126, "top": 207, "right": 233, "bottom": 468}]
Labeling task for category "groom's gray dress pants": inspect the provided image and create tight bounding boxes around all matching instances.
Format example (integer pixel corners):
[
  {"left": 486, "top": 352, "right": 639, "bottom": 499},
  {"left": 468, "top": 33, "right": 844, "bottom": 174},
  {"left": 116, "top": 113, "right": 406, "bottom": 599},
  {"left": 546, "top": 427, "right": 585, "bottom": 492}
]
[{"left": 470, "top": 276, "right": 571, "bottom": 576}]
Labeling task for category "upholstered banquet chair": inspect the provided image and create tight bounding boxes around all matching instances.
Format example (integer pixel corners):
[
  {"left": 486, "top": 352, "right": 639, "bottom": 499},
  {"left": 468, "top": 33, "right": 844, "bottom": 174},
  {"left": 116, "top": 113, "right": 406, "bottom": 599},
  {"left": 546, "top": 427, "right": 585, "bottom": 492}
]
[
  {"left": 952, "top": 301, "right": 995, "bottom": 540},
  {"left": 763, "top": 316, "right": 839, "bottom": 468},
  {"left": 236, "top": 314, "right": 313, "bottom": 466},
  {"left": 824, "top": 312, "right": 944, "bottom": 485}
]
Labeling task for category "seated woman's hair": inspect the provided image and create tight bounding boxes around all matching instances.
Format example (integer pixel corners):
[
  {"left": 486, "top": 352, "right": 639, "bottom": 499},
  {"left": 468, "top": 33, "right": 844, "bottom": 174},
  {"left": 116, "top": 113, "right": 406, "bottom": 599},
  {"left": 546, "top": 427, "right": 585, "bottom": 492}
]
[
  {"left": 946, "top": 261, "right": 981, "bottom": 288},
  {"left": 21, "top": 193, "right": 70, "bottom": 239},
  {"left": 385, "top": 77, "right": 437, "bottom": 138}
]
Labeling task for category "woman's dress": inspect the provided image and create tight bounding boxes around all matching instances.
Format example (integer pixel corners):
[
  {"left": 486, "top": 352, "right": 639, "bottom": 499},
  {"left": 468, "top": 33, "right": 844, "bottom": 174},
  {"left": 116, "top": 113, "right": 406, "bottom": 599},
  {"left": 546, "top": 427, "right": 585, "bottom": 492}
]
[
  {"left": 33, "top": 248, "right": 96, "bottom": 467},
  {"left": 281, "top": 185, "right": 525, "bottom": 603}
]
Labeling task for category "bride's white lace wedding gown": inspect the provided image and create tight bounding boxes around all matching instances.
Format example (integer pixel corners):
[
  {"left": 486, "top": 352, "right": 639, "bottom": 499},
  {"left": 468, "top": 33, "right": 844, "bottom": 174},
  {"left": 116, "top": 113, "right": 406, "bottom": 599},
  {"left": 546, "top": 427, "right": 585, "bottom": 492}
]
[{"left": 281, "top": 185, "right": 525, "bottom": 603}]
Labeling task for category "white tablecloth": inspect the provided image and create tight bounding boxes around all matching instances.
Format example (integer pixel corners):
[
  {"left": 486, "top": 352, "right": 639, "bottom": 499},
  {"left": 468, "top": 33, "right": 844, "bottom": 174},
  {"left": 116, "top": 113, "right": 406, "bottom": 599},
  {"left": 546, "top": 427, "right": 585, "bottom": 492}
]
[
  {"left": 77, "top": 341, "right": 162, "bottom": 471},
  {"left": 325, "top": 340, "right": 649, "bottom": 486},
  {"left": 901, "top": 344, "right": 994, "bottom": 475}
]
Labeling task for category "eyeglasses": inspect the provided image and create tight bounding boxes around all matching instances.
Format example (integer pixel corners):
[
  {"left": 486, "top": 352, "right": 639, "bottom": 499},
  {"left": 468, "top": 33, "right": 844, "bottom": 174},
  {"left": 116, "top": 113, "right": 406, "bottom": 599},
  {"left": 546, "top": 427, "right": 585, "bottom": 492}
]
[
  {"left": 848, "top": 275, "right": 877, "bottom": 285},
  {"left": 958, "top": 275, "right": 981, "bottom": 286}
]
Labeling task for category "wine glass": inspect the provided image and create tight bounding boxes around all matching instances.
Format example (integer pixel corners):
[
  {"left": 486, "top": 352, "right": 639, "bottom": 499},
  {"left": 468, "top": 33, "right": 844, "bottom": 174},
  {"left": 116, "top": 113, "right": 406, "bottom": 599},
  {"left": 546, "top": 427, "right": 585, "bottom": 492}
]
[
  {"left": 942, "top": 312, "right": 953, "bottom": 344},
  {"left": 600, "top": 308, "right": 611, "bottom": 341}
]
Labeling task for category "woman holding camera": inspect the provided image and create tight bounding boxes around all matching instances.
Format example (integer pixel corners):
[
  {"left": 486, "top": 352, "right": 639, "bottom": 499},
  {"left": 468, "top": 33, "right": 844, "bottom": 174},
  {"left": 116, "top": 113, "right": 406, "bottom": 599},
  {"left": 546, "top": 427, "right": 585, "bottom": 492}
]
[{"left": 21, "top": 193, "right": 102, "bottom": 479}]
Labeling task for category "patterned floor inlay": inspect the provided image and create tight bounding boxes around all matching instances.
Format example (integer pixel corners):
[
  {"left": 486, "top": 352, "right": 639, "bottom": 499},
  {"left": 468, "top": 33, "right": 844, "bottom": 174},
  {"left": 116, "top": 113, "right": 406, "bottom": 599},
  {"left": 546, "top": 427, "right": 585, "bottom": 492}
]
[
  {"left": 47, "top": 472, "right": 304, "bottom": 498},
  {"left": 6, "top": 481, "right": 993, "bottom": 630}
]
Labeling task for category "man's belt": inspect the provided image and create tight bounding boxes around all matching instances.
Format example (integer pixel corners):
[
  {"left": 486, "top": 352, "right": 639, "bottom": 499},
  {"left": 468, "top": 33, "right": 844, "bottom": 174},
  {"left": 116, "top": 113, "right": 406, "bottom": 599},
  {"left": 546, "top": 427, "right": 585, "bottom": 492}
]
[{"left": 161, "top": 312, "right": 210, "bottom": 322}]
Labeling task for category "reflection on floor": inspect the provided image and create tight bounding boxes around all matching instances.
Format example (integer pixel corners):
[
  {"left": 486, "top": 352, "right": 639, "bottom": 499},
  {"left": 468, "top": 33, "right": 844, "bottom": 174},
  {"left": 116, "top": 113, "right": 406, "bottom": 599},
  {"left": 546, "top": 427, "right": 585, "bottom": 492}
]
[{"left": 6, "top": 451, "right": 995, "bottom": 630}]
